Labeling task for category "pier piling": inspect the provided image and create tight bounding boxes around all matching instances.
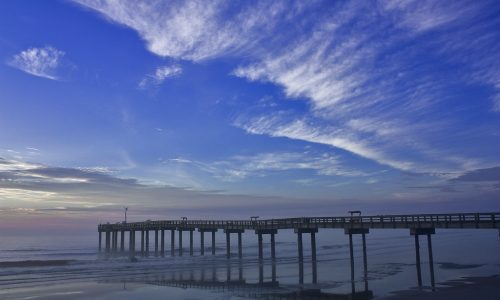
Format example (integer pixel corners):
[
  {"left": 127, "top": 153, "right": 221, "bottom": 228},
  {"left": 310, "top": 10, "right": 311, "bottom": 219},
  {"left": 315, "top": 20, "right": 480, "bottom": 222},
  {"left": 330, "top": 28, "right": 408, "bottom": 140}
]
[
  {"left": 190, "top": 230, "right": 194, "bottom": 256},
  {"left": 161, "top": 229, "right": 165, "bottom": 257},
  {"left": 200, "top": 231, "right": 205, "bottom": 255},
  {"left": 120, "top": 231, "right": 125, "bottom": 252},
  {"left": 171, "top": 230, "right": 175, "bottom": 256},
  {"left": 411, "top": 227, "right": 435, "bottom": 288},
  {"left": 155, "top": 230, "right": 159, "bottom": 257}
]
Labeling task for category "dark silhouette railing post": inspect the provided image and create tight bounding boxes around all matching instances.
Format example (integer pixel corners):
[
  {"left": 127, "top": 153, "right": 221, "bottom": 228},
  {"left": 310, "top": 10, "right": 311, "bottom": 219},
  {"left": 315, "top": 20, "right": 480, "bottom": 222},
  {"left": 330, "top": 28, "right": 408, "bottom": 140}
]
[{"left": 258, "top": 232, "right": 263, "bottom": 260}]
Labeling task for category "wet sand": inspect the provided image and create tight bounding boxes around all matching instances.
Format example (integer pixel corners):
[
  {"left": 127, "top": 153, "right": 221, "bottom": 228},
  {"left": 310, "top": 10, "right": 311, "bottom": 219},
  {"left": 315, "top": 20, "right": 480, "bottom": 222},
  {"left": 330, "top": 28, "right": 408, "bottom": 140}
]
[
  {"left": 0, "top": 259, "right": 73, "bottom": 268},
  {"left": 380, "top": 276, "right": 500, "bottom": 300}
]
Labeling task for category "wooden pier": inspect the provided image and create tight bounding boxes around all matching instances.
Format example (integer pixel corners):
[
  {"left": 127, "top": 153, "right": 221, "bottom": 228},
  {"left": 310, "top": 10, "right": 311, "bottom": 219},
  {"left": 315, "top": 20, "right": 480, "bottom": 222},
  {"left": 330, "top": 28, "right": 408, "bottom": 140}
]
[{"left": 98, "top": 212, "right": 500, "bottom": 292}]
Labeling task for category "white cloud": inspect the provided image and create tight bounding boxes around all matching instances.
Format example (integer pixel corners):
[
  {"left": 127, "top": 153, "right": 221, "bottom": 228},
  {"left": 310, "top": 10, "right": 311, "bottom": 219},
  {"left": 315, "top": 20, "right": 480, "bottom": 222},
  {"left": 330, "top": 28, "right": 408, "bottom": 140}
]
[
  {"left": 74, "top": 0, "right": 294, "bottom": 61},
  {"left": 8, "top": 46, "right": 65, "bottom": 80},
  {"left": 139, "top": 64, "right": 182, "bottom": 88},
  {"left": 237, "top": 117, "right": 414, "bottom": 171},
  {"left": 74, "top": 0, "right": 500, "bottom": 173},
  {"left": 167, "top": 151, "right": 366, "bottom": 182}
]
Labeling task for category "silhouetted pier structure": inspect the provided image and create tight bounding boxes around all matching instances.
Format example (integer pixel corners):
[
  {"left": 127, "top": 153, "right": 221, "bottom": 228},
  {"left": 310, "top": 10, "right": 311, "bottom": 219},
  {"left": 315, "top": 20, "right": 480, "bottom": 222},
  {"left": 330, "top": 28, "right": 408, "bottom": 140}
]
[{"left": 98, "top": 212, "right": 500, "bottom": 291}]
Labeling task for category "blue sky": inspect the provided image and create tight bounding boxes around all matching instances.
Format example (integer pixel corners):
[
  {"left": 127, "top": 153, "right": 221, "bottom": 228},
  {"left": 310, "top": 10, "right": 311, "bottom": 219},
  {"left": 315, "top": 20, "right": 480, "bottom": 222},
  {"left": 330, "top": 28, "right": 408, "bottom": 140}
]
[{"left": 1, "top": 0, "right": 499, "bottom": 230}]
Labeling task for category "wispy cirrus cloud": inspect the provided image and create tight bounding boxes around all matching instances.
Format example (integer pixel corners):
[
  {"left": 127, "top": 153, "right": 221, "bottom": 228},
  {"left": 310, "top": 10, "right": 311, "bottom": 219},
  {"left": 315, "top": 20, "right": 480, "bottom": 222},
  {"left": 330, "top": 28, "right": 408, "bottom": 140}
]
[
  {"left": 166, "top": 151, "right": 366, "bottom": 182},
  {"left": 138, "top": 64, "right": 182, "bottom": 89},
  {"left": 73, "top": 0, "right": 295, "bottom": 61},
  {"left": 74, "top": 0, "right": 500, "bottom": 175},
  {"left": 8, "top": 46, "right": 65, "bottom": 80}
]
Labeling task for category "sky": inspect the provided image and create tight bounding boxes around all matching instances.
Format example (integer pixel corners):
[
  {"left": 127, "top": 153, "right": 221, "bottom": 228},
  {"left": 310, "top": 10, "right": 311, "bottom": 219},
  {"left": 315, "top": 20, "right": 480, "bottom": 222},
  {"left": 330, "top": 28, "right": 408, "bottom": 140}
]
[{"left": 0, "top": 0, "right": 500, "bottom": 233}]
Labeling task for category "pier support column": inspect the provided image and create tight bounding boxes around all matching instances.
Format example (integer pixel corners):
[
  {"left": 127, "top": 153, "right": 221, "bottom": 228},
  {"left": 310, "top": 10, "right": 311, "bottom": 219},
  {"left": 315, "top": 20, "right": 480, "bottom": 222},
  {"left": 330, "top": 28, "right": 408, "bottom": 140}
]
[
  {"left": 258, "top": 232, "right": 263, "bottom": 260},
  {"left": 129, "top": 230, "right": 135, "bottom": 256},
  {"left": 297, "top": 232, "right": 303, "bottom": 261},
  {"left": 295, "top": 228, "right": 318, "bottom": 262},
  {"left": 427, "top": 234, "right": 435, "bottom": 288},
  {"left": 110, "top": 231, "right": 114, "bottom": 252},
  {"left": 271, "top": 233, "right": 276, "bottom": 260},
  {"left": 259, "top": 262, "right": 264, "bottom": 285},
  {"left": 312, "top": 259, "right": 317, "bottom": 284},
  {"left": 129, "top": 230, "right": 133, "bottom": 254},
  {"left": 171, "top": 230, "right": 175, "bottom": 256},
  {"left": 98, "top": 231, "right": 102, "bottom": 252},
  {"left": 238, "top": 232, "right": 242, "bottom": 258},
  {"left": 224, "top": 229, "right": 244, "bottom": 259},
  {"left": 255, "top": 229, "right": 277, "bottom": 260},
  {"left": 200, "top": 231, "right": 205, "bottom": 255},
  {"left": 145, "top": 230, "right": 150, "bottom": 257},
  {"left": 160, "top": 229, "right": 165, "bottom": 257},
  {"left": 190, "top": 230, "right": 194, "bottom": 256},
  {"left": 226, "top": 231, "right": 231, "bottom": 258},
  {"left": 198, "top": 229, "right": 217, "bottom": 255},
  {"left": 120, "top": 231, "right": 125, "bottom": 252},
  {"left": 179, "top": 230, "right": 183, "bottom": 256},
  {"left": 415, "top": 235, "right": 422, "bottom": 286},
  {"left": 299, "top": 260, "right": 304, "bottom": 284},
  {"left": 154, "top": 230, "right": 158, "bottom": 257},
  {"left": 362, "top": 232, "right": 368, "bottom": 291},
  {"left": 141, "top": 230, "right": 145, "bottom": 256},
  {"left": 345, "top": 228, "right": 370, "bottom": 295},
  {"left": 311, "top": 232, "right": 316, "bottom": 262},
  {"left": 272, "top": 261, "right": 277, "bottom": 282},
  {"left": 114, "top": 231, "right": 118, "bottom": 252},
  {"left": 212, "top": 231, "right": 216, "bottom": 255},
  {"left": 410, "top": 228, "right": 435, "bottom": 288},
  {"left": 105, "top": 231, "right": 110, "bottom": 253}
]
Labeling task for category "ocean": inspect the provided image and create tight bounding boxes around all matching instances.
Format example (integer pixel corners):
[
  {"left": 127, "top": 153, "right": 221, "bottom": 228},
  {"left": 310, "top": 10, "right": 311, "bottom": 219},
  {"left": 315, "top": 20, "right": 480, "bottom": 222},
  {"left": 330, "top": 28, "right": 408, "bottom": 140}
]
[{"left": 1, "top": 229, "right": 499, "bottom": 299}]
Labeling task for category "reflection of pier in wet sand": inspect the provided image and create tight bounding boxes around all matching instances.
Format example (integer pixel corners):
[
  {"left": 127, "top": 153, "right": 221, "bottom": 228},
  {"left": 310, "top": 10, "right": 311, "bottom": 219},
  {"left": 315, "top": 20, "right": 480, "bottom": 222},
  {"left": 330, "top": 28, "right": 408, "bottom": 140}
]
[
  {"left": 101, "top": 261, "right": 373, "bottom": 300},
  {"left": 99, "top": 212, "right": 500, "bottom": 290}
]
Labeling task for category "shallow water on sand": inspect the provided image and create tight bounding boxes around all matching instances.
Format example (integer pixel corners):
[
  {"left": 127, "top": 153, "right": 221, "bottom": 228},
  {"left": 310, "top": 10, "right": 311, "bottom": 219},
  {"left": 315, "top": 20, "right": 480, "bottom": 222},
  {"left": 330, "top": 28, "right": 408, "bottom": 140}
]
[{"left": 1, "top": 229, "right": 499, "bottom": 299}]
